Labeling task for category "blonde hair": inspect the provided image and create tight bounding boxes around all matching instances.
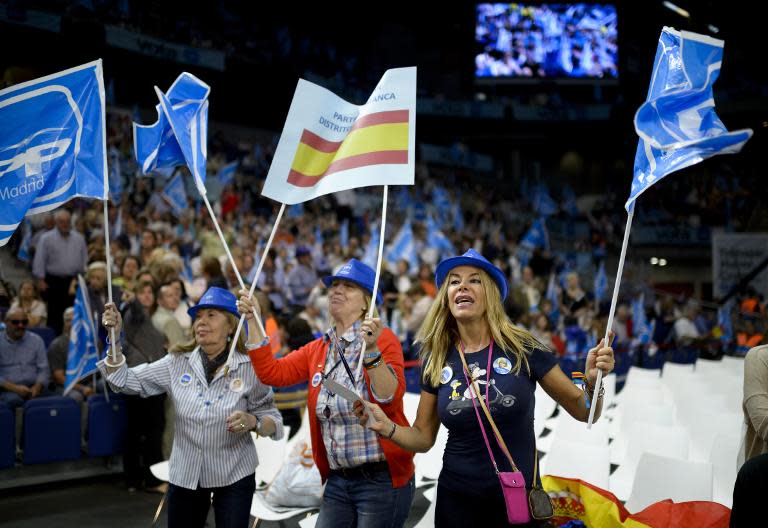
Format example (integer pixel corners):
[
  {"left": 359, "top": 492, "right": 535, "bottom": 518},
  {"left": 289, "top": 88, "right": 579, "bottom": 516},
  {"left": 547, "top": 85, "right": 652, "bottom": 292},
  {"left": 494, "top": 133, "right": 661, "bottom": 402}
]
[
  {"left": 172, "top": 311, "right": 247, "bottom": 355},
  {"left": 416, "top": 269, "right": 540, "bottom": 387}
]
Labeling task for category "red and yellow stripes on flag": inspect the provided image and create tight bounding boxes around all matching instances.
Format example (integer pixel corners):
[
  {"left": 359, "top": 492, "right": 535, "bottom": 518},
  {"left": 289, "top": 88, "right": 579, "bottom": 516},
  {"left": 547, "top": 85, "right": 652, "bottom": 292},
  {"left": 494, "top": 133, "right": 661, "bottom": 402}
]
[
  {"left": 288, "top": 109, "right": 409, "bottom": 187},
  {"left": 542, "top": 476, "right": 730, "bottom": 528}
]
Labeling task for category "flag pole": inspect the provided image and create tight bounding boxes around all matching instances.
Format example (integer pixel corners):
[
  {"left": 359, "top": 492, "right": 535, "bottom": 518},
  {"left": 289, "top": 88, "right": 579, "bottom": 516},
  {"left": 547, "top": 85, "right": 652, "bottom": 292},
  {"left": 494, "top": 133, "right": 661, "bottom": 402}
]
[
  {"left": 355, "top": 185, "right": 389, "bottom": 382},
  {"left": 102, "top": 199, "right": 118, "bottom": 359},
  {"left": 224, "top": 202, "right": 286, "bottom": 371},
  {"left": 587, "top": 208, "right": 634, "bottom": 428}
]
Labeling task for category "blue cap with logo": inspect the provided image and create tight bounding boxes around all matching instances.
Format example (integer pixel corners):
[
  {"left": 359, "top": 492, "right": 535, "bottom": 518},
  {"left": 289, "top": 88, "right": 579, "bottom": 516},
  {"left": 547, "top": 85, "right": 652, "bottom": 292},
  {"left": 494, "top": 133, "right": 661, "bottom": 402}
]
[
  {"left": 322, "top": 259, "right": 383, "bottom": 305},
  {"left": 435, "top": 249, "right": 509, "bottom": 301},
  {"left": 188, "top": 287, "right": 240, "bottom": 319}
]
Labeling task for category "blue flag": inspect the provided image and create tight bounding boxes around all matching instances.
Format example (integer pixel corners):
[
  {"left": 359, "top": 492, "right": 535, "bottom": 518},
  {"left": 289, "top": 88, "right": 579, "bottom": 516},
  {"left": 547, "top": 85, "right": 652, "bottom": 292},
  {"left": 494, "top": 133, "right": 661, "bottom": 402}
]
[
  {"left": 17, "top": 219, "right": 32, "bottom": 263},
  {"left": 340, "top": 218, "right": 349, "bottom": 248},
  {"left": 627, "top": 28, "right": 752, "bottom": 212},
  {"left": 426, "top": 214, "right": 454, "bottom": 259},
  {"left": 718, "top": 299, "right": 734, "bottom": 345},
  {"left": 218, "top": 160, "right": 237, "bottom": 188},
  {"left": 561, "top": 185, "right": 579, "bottom": 217},
  {"left": 520, "top": 218, "right": 549, "bottom": 251},
  {"left": 64, "top": 275, "right": 99, "bottom": 395},
  {"left": 386, "top": 220, "right": 418, "bottom": 274},
  {"left": 161, "top": 171, "right": 188, "bottom": 217},
  {"left": 108, "top": 146, "right": 122, "bottom": 205},
  {"left": 0, "top": 60, "right": 107, "bottom": 246},
  {"left": 545, "top": 273, "right": 560, "bottom": 326},
  {"left": 594, "top": 261, "right": 607, "bottom": 301},
  {"left": 532, "top": 183, "right": 558, "bottom": 217},
  {"left": 632, "top": 294, "right": 652, "bottom": 344},
  {"left": 362, "top": 222, "right": 380, "bottom": 269},
  {"left": 133, "top": 73, "right": 210, "bottom": 195}
]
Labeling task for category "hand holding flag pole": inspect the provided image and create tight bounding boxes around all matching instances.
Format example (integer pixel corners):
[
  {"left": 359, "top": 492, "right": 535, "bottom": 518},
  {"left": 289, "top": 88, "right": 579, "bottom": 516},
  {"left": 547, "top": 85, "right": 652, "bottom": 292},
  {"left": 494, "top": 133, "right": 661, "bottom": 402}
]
[{"left": 587, "top": 27, "right": 752, "bottom": 427}]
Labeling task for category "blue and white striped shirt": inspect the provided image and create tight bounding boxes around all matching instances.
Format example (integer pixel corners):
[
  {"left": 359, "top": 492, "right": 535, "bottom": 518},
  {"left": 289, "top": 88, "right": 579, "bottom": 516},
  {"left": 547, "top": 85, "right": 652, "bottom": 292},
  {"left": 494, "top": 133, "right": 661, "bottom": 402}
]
[{"left": 98, "top": 348, "right": 283, "bottom": 489}]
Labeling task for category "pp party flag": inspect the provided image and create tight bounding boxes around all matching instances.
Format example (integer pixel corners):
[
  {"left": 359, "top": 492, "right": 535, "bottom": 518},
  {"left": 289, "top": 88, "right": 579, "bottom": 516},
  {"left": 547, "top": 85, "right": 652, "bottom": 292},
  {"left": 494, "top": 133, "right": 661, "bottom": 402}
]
[
  {"left": 385, "top": 219, "right": 418, "bottom": 275},
  {"left": 627, "top": 27, "right": 752, "bottom": 212},
  {"left": 520, "top": 217, "right": 550, "bottom": 251},
  {"left": 543, "top": 475, "right": 730, "bottom": 528},
  {"left": 133, "top": 72, "right": 210, "bottom": 195},
  {"left": 532, "top": 183, "right": 559, "bottom": 217},
  {"left": 362, "top": 222, "right": 380, "bottom": 269},
  {"left": 0, "top": 60, "right": 107, "bottom": 246},
  {"left": 17, "top": 219, "right": 32, "bottom": 263},
  {"left": 161, "top": 170, "right": 188, "bottom": 217},
  {"left": 262, "top": 67, "right": 416, "bottom": 204},
  {"left": 64, "top": 275, "right": 100, "bottom": 395},
  {"left": 217, "top": 160, "right": 237, "bottom": 188},
  {"left": 594, "top": 261, "right": 607, "bottom": 302}
]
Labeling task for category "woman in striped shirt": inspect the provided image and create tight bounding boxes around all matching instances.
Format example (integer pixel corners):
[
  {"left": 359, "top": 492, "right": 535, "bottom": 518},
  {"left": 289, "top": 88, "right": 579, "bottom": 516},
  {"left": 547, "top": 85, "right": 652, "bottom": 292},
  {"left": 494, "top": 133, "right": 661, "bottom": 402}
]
[
  {"left": 99, "top": 286, "right": 284, "bottom": 528},
  {"left": 239, "top": 258, "right": 415, "bottom": 528}
]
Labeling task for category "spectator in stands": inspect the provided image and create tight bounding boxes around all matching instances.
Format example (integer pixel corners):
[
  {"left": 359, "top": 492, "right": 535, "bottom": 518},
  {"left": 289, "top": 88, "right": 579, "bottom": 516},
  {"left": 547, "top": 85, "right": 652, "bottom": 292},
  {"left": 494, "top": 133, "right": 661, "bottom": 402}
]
[
  {"left": 119, "top": 280, "right": 168, "bottom": 493},
  {"left": 530, "top": 313, "right": 559, "bottom": 353},
  {"left": 0, "top": 279, "right": 13, "bottom": 315},
  {"left": 611, "top": 304, "right": 631, "bottom": 347},
  {"left": 519, "top": 266, "right": 542, "bottom": 311},
  {"left": 394, "top": 260, "right": 412, "bottom": 294},
  {"left": 417, "top": 263, "right": 437, "bottom": 298},
  {"left": 222, "top": 252, "right": 245, "bottom": 290},
  {"left": 201, "top": 256, "right": 228, "bottom": 290},
  {"left": 561, "top": 271, "right": 590, "bottom": 327},
  {"left": 10, "top": 279, "right": 47, "bottom": 328},
  {"left": 355, "top": 249, "right": 614, "bottom": 527},
  {"left": 401, "top": 284, "right": 433, "bottom": 335},
  {"left": 139, "top": 229, "right": 158, "bottom": 264},
  {"left": 732, "top": 344, "right": 768, "bottom": 525},
  {"left": 286, "top": 246, "right": 317, "bottom": 312},
  {"left": 32, "top": 209, "right": 88, "bottom": 334},
  {"left": 113, "top": 255, "right": 142, "bottom": 291},
  {"left": 737, "top": 318, "right": 764, "bottom": 356},
  {"left": 673, "top": 300, "right": 703, "bottom": 347},
  {"left": 166, "top": 278, "right": 193, "bottom": 332},
  {"left": 254, "top": 291, "right": 281, "bottom": 355},
  {"left": 255, "top": 249, "right": 287, "bottom": 313},
  {"left": 242, "top": 258, "right": 415, "bottom": 528},
  {"left": 152, "top": 285, "right": 186, "bottom": 349},
  {"left": 81, "top": 262, "right": 122, "bottom": 328},
  {"left": 48, "top": 307, "right": 93, "bottom": 401},
  {"left": 0, "top": 307, "right": 51, "bottom": 408},
  {"left": 100, "top": 287, "right": 283, "bottom": 528}
]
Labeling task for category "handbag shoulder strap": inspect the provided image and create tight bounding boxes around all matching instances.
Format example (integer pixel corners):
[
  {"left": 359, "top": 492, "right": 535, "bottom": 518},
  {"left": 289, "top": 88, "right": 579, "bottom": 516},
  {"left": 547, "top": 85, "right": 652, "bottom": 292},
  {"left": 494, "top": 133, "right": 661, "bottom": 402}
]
[{"left": 458, "top": 346, "right": 519, "bottom": 473}]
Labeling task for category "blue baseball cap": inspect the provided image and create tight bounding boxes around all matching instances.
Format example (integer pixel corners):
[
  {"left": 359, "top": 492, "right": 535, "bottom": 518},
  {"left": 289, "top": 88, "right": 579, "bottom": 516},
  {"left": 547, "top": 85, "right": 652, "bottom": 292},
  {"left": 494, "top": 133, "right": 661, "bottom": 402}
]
[
  {"left": 188, "top": 287, "right": 239, "bottom": 319},
  {"left": 435, "top": 249, "right": 509, "bottom": 301},
  {"left": 322, "top": 259, "right": 383, "bottom": 305}
]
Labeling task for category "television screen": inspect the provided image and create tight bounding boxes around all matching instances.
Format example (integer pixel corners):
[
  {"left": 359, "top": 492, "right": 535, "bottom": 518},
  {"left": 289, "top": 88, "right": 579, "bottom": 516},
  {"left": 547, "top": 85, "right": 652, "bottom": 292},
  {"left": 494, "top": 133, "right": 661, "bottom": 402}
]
[{"left": 475, "top": 3, "right": 618, "bottom": 80}]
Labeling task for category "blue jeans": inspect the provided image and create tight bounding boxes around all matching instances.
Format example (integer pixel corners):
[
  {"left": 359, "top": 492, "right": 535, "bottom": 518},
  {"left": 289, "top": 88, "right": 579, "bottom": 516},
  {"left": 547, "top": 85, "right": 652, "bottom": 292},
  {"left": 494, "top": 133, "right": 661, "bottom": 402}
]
[
  {"left": 315, "top": 471, "right": 414, "bottom": 528},
  {"left": 166, "top": 473, "right": 255, "bottom": 528}
]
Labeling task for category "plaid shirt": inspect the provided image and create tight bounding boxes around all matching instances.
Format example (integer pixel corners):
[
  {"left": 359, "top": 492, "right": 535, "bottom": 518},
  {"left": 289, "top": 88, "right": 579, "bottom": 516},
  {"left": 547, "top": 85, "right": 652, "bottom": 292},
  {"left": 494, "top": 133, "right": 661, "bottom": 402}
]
[{"left": 315, "top": 322, "right": 391, "bottom": 469}]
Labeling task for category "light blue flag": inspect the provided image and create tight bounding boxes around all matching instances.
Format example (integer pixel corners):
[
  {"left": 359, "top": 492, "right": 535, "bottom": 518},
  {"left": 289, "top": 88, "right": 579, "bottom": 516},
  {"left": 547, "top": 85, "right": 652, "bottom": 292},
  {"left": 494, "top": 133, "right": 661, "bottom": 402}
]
[
  {"left": 426, "top": 214, "right": 454, "bottom": 259},
  {"left": 520, "top": 218, "right": 549, "bottom": 251},
  {"left": 17, "top": 220, "right": 32, "bottom": 263},
  {"left": 386, "top": 220, "right": 418, "bottom": 274},
  {"left": 133, "top": 73, "right": 210, "bottom": 195},
  {"left": 340, "top": 219, "right": 349, "bottom": 248},
  {"left": 532, "top": 183, "right": 558, "bottom": 217},
  {"left": 546, "top": 273, "right": 560, "bottom": 325},
  {"left": 218, "top": 160, "right": 237, "bottom": 188},
  {"left": 561, "top": 185, "right": 579, "bottom": 217},
  {"left": 108, "top": 146, "right": 122, "bottom": 205},
  {"left": 180, "top": 253, "right": 194, "bottom": 283},
  {"left": 718, "top": 299, "right": 734, "bottom": 345},
  {"left": 287, "top": 203, "right": 304, "bottom": 218},
  {"left": 594, "top": 261, "right": 607, "bottom": 302},
  {"left": 453, "top": 201, "right": 465, "bottom": 232},
  {"left": 64, "top": 275, "right": 99, "bottom": 396},
  {"left": 431, "top": 186, "right": 453, "bottom": 228},
  {"left": 0, "top": 60, "right": 107, "bottom": 246},
  {"left": 632, "top": 294, "right": 652, "bottom": 344},
  {"left": 314, "top": 224, "right": 324, "bottom": 246},
  {"left": 362, "top": 222, "right": 380, "bottom": 269},
  {"left": 627, "top": 27, "right": 753, "bottom": 212},
  {"left": 161, "top": 171, "right": 188, "bottom": 217}
]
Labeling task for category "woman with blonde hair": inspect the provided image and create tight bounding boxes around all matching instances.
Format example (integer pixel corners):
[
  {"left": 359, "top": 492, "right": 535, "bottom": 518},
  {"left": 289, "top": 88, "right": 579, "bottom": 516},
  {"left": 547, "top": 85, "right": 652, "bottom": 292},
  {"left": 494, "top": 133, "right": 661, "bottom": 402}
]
[
  {"left": 99, "top": 287, "right": 283, "bottom": 528},
  {"left": 10, "top": 279, "right": 47, "bottom": 327},
  {"left": 238, "top": 258, "right": 415, "bottom": 528},
  {"left": 355, "top": 249, "right": 615, "bottom": 527}
]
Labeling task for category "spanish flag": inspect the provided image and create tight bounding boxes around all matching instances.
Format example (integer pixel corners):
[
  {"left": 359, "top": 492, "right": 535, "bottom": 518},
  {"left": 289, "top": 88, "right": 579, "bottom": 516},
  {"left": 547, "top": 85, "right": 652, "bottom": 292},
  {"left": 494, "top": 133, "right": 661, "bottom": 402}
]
[
  {"left": 543, "top": 476, "right": 730, "bottom": 528},
  {"left": 262, "top": 67, "right": 416, "bottom": 205},
  {"left": 287, "top": 109, "right": 409, "bottom": 188}
]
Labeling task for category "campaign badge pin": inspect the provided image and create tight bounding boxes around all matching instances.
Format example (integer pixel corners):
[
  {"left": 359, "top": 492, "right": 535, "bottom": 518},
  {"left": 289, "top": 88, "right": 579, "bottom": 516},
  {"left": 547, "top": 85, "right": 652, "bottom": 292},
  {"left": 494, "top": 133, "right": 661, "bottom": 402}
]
[
  {"left": 440, "top": 365, "right": 453, "bottom": 384},
  {"left": 493, "top": 357, "right": 512, "bottom": 375},
  {"left": 179, "top": 373, "right": 193, "bottom": 386},
  {"left": 311, "top": 372, "right": 323, "bottom": 387},
  {"left": 229, "top": 378, "right": 244, "bottom": 393}
]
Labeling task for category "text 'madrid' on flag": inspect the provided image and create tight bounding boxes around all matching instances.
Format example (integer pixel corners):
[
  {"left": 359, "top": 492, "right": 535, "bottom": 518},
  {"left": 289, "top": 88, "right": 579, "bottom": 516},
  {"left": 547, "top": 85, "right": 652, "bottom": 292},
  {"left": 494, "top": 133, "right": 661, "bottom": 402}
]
[
  {"left": 64, "top": 275, "right": 100, "bottom": 395},
  {"left": 133, "top": 73, "right": 210, "bottom": 195},
  {"left": 0, "top": 60, "right": 107, "bottom": 246},
  {"left": 627, "top": 27, "right": 752, "bottom": 212},
  {"left": 263, "top": 67, "right": 416, "bottom": 204}
]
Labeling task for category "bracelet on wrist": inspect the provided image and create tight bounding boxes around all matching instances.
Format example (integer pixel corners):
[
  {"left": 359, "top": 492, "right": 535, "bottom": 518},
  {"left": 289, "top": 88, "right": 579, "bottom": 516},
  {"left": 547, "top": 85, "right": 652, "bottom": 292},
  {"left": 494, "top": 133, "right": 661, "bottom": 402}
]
[
  {"left": 363, "top": 354, "right": 383, "bottom": 370},
  {"left": 245, "top": 338, "right": 270, "bottom": 351},
  {"left": 105, "top": 353, "right": 126, "bottom": 368},
  {"left": 386, "top": 421, "right": 397, "bottom": 439}
]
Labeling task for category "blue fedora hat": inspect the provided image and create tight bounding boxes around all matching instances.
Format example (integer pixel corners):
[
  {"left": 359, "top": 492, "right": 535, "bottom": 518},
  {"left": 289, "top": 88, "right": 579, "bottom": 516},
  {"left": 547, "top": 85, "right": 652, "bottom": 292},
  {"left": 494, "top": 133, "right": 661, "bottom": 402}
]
[
  {"left": 322, "top": 259, "right": 383, "bottom": 305},
  {"left": 435, "top": 249, "right": 509, "bottom": 301},
  {"left": 188, "top": 287, "right": 240, "bottom": 319}
]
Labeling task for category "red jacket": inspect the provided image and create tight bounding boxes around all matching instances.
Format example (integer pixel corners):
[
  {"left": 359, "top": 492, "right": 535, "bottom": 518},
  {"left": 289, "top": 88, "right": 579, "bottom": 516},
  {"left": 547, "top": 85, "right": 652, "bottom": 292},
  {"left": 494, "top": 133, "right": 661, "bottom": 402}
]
[{"left": 248, "top": 328, "right": 415, "bottom": 488}]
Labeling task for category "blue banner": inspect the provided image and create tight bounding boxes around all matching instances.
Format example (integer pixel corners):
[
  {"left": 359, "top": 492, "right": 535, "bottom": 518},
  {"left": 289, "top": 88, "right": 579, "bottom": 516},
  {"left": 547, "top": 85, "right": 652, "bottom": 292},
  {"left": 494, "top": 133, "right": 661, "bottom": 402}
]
[
  {"left": 161, "top": 171, "right": 188, "bottom": 217},
  {"left": 594, "top": 261, "right": 607, "bottom": 302},
  {"left": 133, "top": 73, "right": 210, "bottom": 195},
  {"left": 627, "top": 28, "right": 752, "bottom": 212},
  {"left": 217, "top": 160, "right": 237, "bottom": 188},
  {"left": 64, "top": 275, "right": 99, "bottom": 395},
  {"left": 0, "top": 60, "right": 107, "bottom": 245},
  {"left": 385, "top": 220, "right": 418, "bottom": 274}
]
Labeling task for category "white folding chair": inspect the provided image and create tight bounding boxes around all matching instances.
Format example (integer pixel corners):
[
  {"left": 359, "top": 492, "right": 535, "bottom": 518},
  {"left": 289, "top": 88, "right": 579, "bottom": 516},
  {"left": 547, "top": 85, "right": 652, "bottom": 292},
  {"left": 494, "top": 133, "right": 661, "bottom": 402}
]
[
  {"left": 624, "top": 453, "right": 713, "bottom": 514},
  {"left": 413, "top": 500, "right": 437, "bottom": 528},
  {"left": 414, "top": 424, "right": 448, "bottom": 487},
  {"left": 298, "top": 513, "right": 319, "bottom": 528},
  {"left": 538, "top": 411, "right": 608, "bottom": 453},
  {"left": 253, "top": 425, "right": 291, "bottom": 489},
  {"left": 683, "top": 410, "right": 741, "bottom": 462},
  {"left": 250, "top": 490, "right": 318, "bottom": 527},
  {"left": 695, "top": 358, "right": 729, "bottom": 378},
  {"left": 721, "top": 356, "right": 745, "bottom": 375},
  {"left": 403, "top": 392, "right": 420, "bottom": 425},
  {"left": 609, "top": 422, "right": 689, "bottom": 501},
  {"left": 710, "top": 431, "right": 741, "bottom": 508},
  {"left": 540, "top": 438, "right": 610, "bottom": 489},
  {"left": 609, "top": 401, "right": 677, "bottom": 464},
  {"left": 149, "top": 461, "right": 170, "bottom": 526},
  {"left": 661, "top": 362, "right": 696, "bottom": 386}
]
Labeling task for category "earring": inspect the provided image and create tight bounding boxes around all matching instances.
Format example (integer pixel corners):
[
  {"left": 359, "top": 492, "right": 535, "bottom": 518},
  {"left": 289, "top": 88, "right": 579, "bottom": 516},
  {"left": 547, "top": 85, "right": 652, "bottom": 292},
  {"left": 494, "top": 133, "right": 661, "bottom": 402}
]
[{"left": 227, "top": 335, "right": 232, "bottom": 343}]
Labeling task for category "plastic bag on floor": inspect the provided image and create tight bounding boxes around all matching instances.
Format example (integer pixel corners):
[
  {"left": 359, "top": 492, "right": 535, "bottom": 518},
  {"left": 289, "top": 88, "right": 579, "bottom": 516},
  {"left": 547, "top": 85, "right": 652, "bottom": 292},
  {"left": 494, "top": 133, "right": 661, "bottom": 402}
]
[{"left": 265, "top": 441, "right": 323, "bottom": 508}]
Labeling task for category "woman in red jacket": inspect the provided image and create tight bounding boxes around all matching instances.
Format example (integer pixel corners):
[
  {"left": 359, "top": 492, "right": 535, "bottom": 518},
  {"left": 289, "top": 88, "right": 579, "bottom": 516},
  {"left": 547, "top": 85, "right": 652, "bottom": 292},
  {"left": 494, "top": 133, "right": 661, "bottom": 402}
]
[{"left": 238, "top": 258, "right": 415, "bottom": 528}]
